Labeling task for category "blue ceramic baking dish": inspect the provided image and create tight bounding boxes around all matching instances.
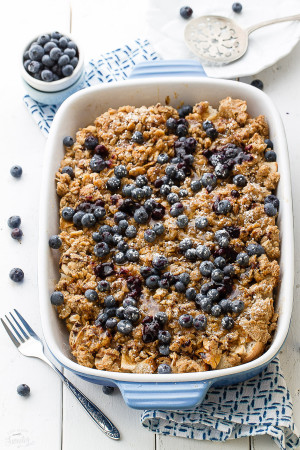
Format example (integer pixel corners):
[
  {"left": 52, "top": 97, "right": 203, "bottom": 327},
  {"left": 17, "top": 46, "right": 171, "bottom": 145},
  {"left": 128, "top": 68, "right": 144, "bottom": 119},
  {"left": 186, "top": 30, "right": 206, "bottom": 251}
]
[{"left": 38, "top": 72, "right": 294, "bottom": 410}]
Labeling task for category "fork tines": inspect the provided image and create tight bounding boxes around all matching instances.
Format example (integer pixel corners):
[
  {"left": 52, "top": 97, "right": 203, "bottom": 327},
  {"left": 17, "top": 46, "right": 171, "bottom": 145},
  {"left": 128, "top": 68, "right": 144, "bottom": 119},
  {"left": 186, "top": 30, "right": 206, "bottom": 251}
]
[{"left": 1, "top": 309, "right": 35, "bottom": 348}]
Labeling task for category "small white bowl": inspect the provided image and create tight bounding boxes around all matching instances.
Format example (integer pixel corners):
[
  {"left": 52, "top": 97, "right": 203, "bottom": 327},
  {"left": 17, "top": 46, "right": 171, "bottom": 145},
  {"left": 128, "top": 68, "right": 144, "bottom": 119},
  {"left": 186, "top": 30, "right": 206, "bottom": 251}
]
[{"left": 21, "top": 31, "right": 85, "bottom": 105}]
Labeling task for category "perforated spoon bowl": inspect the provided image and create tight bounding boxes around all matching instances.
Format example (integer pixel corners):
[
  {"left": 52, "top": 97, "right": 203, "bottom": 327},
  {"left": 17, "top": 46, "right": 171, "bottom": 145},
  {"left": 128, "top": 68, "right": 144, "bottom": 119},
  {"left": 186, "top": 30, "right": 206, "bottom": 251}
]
[{"left": 184, "top": 13, "right": 300, "bottom": 64}]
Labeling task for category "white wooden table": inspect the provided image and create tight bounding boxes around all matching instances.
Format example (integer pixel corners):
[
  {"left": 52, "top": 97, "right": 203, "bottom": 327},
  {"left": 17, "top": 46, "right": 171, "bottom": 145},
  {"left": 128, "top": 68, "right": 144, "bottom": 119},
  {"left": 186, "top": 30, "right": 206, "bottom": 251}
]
[{"left": 0, "top": 1, "right": 299, "bottom": 449}]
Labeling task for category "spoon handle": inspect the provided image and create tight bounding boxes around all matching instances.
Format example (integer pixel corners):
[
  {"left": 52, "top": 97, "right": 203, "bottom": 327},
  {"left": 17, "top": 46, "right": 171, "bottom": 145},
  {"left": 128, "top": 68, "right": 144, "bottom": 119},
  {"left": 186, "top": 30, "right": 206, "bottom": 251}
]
[{"left": 247, "top": 13, "right": 300, "bottom": 35}]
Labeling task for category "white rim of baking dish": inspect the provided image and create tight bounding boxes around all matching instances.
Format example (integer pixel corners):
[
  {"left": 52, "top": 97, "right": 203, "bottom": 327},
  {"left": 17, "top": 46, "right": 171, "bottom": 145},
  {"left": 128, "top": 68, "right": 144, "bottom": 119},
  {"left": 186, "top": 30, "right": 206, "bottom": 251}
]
[{"left": 39, "top": 77, "right": 294, "bottom": 383}]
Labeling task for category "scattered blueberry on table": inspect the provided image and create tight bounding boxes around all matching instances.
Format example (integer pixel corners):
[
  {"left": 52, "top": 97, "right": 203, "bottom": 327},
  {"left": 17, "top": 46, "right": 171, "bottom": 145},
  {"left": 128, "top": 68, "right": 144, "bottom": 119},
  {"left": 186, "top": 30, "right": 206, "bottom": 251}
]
[
  {"left": 232, "top": 2, "right": 242, "bottom": 13},
  {"left": 23, "top": 32, "right": 79, "bottom": 82},
  {"left": 9, "top": 268, "right": 24, "bottom": 283},
  {"left": 17, "top": 384, "right": 30, "bottom": 397},
  {"left": 8, "top": 216, "right": 21, "bottom": 229},
  {"left": 10, "top": 165, "right": 22, "bottom": 178},
  {"left": 251, "top": 79, "right": 264, "bottom": 90},
  {"left": 11, "top": 228, "right": 23, "bottom": 240},
  {"left": 180, "top": 6, "right": 193, "bottom": 19},
  {"left": 102, "top": 385, "right": 114, "bottom": 395}
]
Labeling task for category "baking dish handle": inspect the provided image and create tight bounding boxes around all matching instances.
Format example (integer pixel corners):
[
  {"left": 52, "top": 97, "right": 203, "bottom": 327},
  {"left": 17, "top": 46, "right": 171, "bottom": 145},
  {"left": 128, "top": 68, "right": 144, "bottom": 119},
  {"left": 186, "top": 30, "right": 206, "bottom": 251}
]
[
  {"left": 129, "top": 59, "right": 207, "bottom": 78},
  {"left": 115, "top": 380, "right": 213, "bottom": 410}
]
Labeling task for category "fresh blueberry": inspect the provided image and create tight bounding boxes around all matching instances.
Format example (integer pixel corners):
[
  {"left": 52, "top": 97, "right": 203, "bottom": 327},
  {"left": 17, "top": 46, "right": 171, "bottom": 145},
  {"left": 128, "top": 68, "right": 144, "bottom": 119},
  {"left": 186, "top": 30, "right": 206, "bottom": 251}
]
[
  {"left": 178, "top": 105, "right": 193, "bottom": 117},
  {"left": 44, "top": 41, "right": 57, "bottom": 53},
  {"left": 73, "top": 211, "right": 85, "bottom": 227},
  {"left": 211, "top": 304, "right": 222, "bottom": 317},
  {"left": 265, "top": 139, "right": 273, "bottom": 149},
  {"left": 51, "top": 31, "right": 62, "bottom": 40},
  {"left": 63, "top": 136, "right": 74, "bottom": 147},
  {"left": 135, "top": 175, "right": 148, "bottom": 187},
  {"left": 158, "top": 330, "right": 171, "bottom": 345},
  {"left": 246, "top": 243, "right": 265, "bottom": 256},
  {"left": 195, "top": 216, "right": 208, "bottom": 230},
  {"left": 214, "top": 257, "right": 226, "bottom": 269},
  {"left": 264, "top": 202, "right": 277, "bottom": 216},
  {"left": 11, "top": 228, "right": 23, "bottom": 240},
  {"left": 103, "top": 295, "right": 116, "bottom": 308},
  {"left": 176, "top": 124, "right": 188, "bottom": 137},
  {"left": 178, "top": 314, "right": 193, "bottom": 328},
  {"left": 8, "top": 216, "right": 21, "bottom": 229},
  {"left": 70, "top": 57, "right": 79, "bottom": 68},
  {"left": 116, "top": 307, "right": 125, "bottom": 319},
  {"left": 102, "top": 385, "right": 114, "bottom": 395},
  {"left": 166, "top": 117, "right": 177, "bottom": 132},
  {"left": 231, "top": 299, "right": 245, "bottom": 314},
  {"left": 117, "top": 320, "right": 133, "bottom": 335},
  {"left": 223, "top": 264, "right": 235, "bottom": 276},
  {"left": 174, "top": 281, "right": 185, "bottom": 293},
  {"left": 214, "top": 229, "right": 230, "bottom": 248},
  {"left": 185, "top": 248, "right": 197, "bottom": 261},
  {"left": 152, "top": 223, "right": 165, "bottom": 235},
  {"left": 265, "top": 151, "right": 277, "bottom": 162},
  {"left": 199, "top": 261, "right": 214, "bottom": 277},
  {"left": 98, "top": 280, "right": 110, "bottom": 292},
  {"left": 145, "top": 275, "right": 160, "bottom": 289},
  {"left": 10, "top": 165, "right": 23, "bottom": 178},
  {"left": 200, "top": 297, "right": 213, "bottom": 313},
  {"left": 264, "top": 195, "right": 279, "bottom": 209},
  {"left": 219, "top": 299, "right": 232, "bottom": 313},
  {"left": 158, "top": 345, "right": 170, "bottom": 356},
  {"left": 222, "top": 316, "right": 235, "bottom": 330},
  {"left": 233, "top": 174, "right": 247, "bottom": 187},
  {"left": 114, "top": 211, "right": 127, "bottom": 224},
  {"left": 179, "top": 189, "right": 188, "bottom": 198},
  {"left": 180, "top": 6, "right": 193, "bottom": 19},
  {"left": 84, "top": 136, "right": 98, "bottom": 150},
  {"left": 104, "top": 307, "right": 117, "bottom": 318},
  {"left": 134, "top": 207, "right": 149, "bottom": 224},
  {"left": 85, "top": 289, "right": 98, "bottom": 302},
  {"left": 117, "top": 220, "right": 129, "bottom": 233},
  {"left": 49, "top": 47, "right": 62, "bottom": 61},
  {"left": 62, "top": 64, "right": 74, "bottom": 77},
  {"left": 67, "top": 40, "right": 77, "bottom": 50},
  {"left": 114, "top": 252, "right": 126, "bottom": 264},
  {"left": 126, "top": 249, "right": 139, "bottom": 262},
  {"left": 123, "top": 297, "right": 137, "bottom": 308},
  {"left": 112, "top": 234, "right": 123, "bottom": 246},
  {"left": 232, "top": 2, "right": 242, "bottom": 13},
  {"left": 183, "top": 287, "right": 196, "bottom": 301},
  {"left": 201, "top": 173, "right": 217, "bottom": 189},
  {"left": 167, "top": 193, "right": 179, "bottom": 205},
  {"left": 29, "top": 44, "right": 44, "bottom": 61},
  {"left": 114, "top": 165, "right": 128, "bottom": 178},
  {"left": 165, "top": 164, "right": 177, "bottom": 179},
  {"left": 64, "top": 48, "right": 76, "bottom": 58},
  {"left": 193, "top": 315, "right": 207, "bottom": 330},
  {"left": 215, "top": 163, "right": 230, "bottom": 179},
  {"left": 106, "top": 177, "right": 121, "bottom": 192},
  {"left": 196, "top": 245, "right": 211, "bottom": 260},
  {"left": 124, "top": 306, "right": 140, "bottom": 323},
  {"left": 236, "top": 252, "right": 249, "bottom": 266},
  {"left": 157, "top": 153, "right": 169, "bottom": 164},
  {"left": 190, "top": 180, "right": 202, "bottom": 193},
  {"left": 207, "top": 288, "right": 220, "bottom": 302},
  {"left": 93, "top": 207, "right": 106, "bottom": 220},
  {"left": 41, "top": 54, "right": 54, "bottom": 68},
  {"left": 154, "top": 311, "right": 168, "bottom": 326},
  {"left": 17, "top": 384, "right": 30, "bottom": 397},
  {"left": 215, "top": 200, "right": 232, "bottom": 215},
  {"left": 144, "top": 229, "right": 156, "bottom": 243},
  {"left": 81, "top": 213, "right": 96, "bottom": 228},
  {"left": 206, "top": 127, "right": 218, "bottom": 140},
  {"left": 94, "top": 242, "right": 110, "bottom": 258},
  {"left": 177, "top": 273, "right": 190, "bottom": 286},
  {"left": 62, "top": 207, "right": 75, "bottom": 221},
  {"left": 49, "top": 235, "right": 62, "bottom": 249},
  {"left": 132, "top": 131, "right": 144, "bottom": 144},
  {"left": 176, "top": 214, "right": 188, "bottom": 228},
  {"left": 170, "top": 202, "right": 184, "bottom": 217},
  {"left": 27, "top": 60, "right": 41, "bottom": 73},
  {"left": 58, "top": 36, "right": 68, "bottom": 49},
  {"left": 117, "top": 241, "right": 129, "bottom": 254},
  {"left": 157, "top": 363, "right": 172, "bottom": 374},
  {"left": 50, "top": 291, "right": 64, "bottom": 305},
  {"left": 251, "top": 79, "right": 263, "bottom": 90},
  {"left": 202, "top": 120, "right": 213, "bottom": 131},
  {"left": 95, "top": 312, "right": 109, "bottom": 326},
  {"left": 58, "top": 54, "right": 70, "bottom": 66},
  {"left": 125, "top": 225, "right": 137, "bottom": 238},
  {"left": 90, "top": 155, "right": 106, "bottom": 173},
  {"left": 211, "top": 269, "right": 224, "bottom": 282},
  {"left": 61, "top": 166, "right": 74, "bottom": 178},
  {"left": 143, "top": 186, "right": 153, "bottom": 198},
  {"left": 160, "top": 184, "right": 171, "bottom": 196},
  {"left": 152, "top": 254, "right": 168, "bottom": 271}
]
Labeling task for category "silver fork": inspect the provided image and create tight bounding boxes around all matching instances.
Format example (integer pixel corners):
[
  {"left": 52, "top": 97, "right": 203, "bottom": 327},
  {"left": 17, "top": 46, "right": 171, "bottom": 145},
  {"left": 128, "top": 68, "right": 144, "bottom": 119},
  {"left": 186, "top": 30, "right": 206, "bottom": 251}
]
[{"left": 1, "top": 309, "right": 120, "bottom": 440}]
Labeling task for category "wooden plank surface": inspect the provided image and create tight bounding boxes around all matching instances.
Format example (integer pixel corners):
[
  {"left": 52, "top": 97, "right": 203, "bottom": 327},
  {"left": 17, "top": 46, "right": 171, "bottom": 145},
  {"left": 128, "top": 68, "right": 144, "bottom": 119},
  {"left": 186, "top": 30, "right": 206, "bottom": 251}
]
[
  {"left": 0, "top": 1, "right": 70, "bottom": 449},
  {"left": 1, "top": 0, "right": 300, "bottom": 449}
]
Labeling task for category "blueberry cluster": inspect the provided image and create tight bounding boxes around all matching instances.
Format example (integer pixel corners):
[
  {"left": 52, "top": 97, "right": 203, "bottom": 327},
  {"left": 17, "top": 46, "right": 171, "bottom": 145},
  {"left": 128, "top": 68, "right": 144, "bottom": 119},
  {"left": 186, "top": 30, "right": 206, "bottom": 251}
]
[
  {"left": 264, "top": 139, "right": 276, "bottom": 162},
  {"left": 264, "top": 194, "right": 279, "bottom": 217},
  {"left": 203, "top": 143, "right": 252, "bottom": 191},
  {"left": 8, "top": 215, "right": 23, "bottom": 241},
  {"left": 23, "top": 31, "right": 79, "bottom": 82},
  {"left": 122, "top": 174, "right": 152, "bottom": 202},
  {"left": 61, "top": 199, "right": 107, "bottom": 229}
]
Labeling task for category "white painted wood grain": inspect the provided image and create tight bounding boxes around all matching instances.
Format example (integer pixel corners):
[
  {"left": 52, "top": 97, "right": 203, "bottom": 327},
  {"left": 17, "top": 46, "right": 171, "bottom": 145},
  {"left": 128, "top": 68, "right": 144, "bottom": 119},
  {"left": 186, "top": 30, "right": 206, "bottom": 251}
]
[
  {"left": 0, "top": 1, "right": 70, "bottom": 449},
  {"left": 157, "top": 435, "right": 250, "bottom": 449}
]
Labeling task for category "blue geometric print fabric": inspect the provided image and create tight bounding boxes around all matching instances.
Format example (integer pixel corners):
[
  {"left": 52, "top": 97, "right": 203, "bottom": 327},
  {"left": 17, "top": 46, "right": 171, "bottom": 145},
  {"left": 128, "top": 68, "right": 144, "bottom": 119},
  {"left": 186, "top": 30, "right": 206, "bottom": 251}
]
[
  {"left": 141, "top": 358, "right": 300, "bottom": 449},
  {"left": 23, "top": 39, "right": 158, "bottom": 137}
]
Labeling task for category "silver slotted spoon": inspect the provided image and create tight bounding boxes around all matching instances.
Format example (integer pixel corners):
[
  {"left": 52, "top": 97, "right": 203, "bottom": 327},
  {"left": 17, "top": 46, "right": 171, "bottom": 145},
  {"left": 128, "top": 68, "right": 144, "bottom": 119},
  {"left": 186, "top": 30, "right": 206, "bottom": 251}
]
[{"left": 184, "top": 13, "right": 300, "bottom": 64}]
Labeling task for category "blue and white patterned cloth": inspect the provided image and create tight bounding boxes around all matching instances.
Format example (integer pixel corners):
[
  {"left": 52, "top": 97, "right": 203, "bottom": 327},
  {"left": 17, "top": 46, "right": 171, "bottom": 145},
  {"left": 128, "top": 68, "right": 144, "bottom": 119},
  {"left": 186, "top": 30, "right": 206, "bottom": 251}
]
[
  {"left": 23, "top": 39, "right": 158, "bottom": 137},
  {"left": 23, "top": 40, "right": 299, "bottom": 449},
  {"left": 141, "top": 358, "right": 300, "bottom": 449}
]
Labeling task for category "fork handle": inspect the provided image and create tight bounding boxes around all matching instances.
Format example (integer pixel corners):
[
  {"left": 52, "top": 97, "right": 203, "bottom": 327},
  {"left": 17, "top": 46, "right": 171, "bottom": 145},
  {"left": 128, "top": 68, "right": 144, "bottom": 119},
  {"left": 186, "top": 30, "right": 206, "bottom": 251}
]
[{"left": 50, "top": 364, "right": 120, "bottom": 440}]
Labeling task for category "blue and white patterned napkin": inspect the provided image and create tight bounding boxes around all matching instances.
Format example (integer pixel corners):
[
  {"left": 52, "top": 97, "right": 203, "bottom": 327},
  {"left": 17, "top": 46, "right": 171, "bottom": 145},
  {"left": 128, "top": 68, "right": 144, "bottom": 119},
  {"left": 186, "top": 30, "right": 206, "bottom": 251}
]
[
  {"left": 23, "top": 40, "right": 299, "bottom": 449},
  {"left": 23, "top": 39, "right": 158, "bottom": 137},
  {"left": 141, "top": 358, "right": 300, "bottom": 449}
]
